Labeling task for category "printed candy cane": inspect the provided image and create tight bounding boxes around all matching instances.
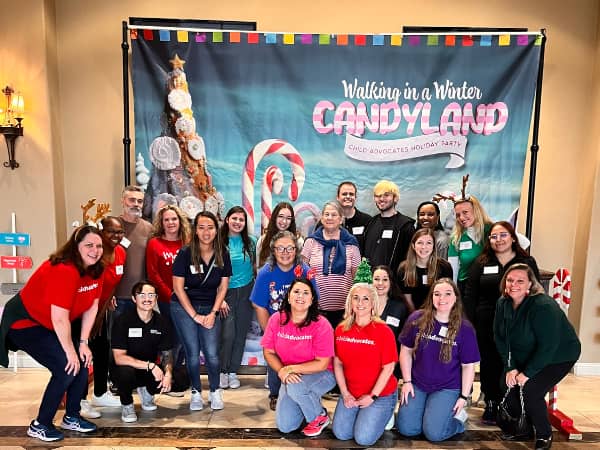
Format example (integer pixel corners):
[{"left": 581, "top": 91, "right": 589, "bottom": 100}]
[
  {"left": 242, "top": 139, "right": 305, "bottom": 233},
  {"left": 261, "top": 165, "right": 284, "bottom": 232}
]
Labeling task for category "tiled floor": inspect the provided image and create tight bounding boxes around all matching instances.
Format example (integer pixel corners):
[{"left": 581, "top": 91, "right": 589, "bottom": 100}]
[{"left": 1, "top": 369, "right": 599, "bottom": 448}]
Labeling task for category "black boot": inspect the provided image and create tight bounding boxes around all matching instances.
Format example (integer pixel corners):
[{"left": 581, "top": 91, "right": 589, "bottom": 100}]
[
  {"left": 481, "top": 400, "right": 498, "bottom": 425},
  {"left": 535, "top": 436, "right": 552, "bottom": 449}
]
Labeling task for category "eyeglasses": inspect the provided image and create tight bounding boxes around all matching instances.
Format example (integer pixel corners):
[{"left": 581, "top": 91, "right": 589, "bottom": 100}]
[
  {"left": 276, "top": 214, "right": 293, "bottom": 221},
  {"left": 274, "top": 245, "right": 296, "bottom": 254},
  {"left": 136, "top": 293, "right": 157, "bottom": 299},
  {"left": 489, "top": 232, "right": 510, "bottom": 241}
]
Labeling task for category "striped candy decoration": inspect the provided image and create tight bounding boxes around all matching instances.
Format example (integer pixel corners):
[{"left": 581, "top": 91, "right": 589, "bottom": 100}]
[
  {"left": 261, "top": 165, "right": 284, "bottom": 232},
  {"left": 242, "top": 139, "right": 305, "bottom": 234}
]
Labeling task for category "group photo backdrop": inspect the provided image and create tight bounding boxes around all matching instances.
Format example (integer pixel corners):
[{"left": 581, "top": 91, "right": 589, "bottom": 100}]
[{"left": 131, "top": 28, "right": 542, "bottom": 235}]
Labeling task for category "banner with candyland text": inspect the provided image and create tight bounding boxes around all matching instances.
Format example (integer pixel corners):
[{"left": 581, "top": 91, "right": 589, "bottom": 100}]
[
  {"left": 130, "top": 28, "right": 541, "bottom": 366},
  {"left": 131, "top": 29, "right": 541, "bottom": 237}
]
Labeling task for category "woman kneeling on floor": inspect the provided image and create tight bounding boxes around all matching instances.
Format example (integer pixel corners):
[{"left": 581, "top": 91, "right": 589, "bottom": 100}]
[
  {"left": 111, "top": 281, "right": 173, "bottom": 423},
  {"left": 397, "top": 278, "right": 479, "bottom": 442},
  {"left": 261, "top": 278, "right": 336, "bottom": 437},
  {"left": 332, "top": 278, "right": 399, "bottom": 446}
]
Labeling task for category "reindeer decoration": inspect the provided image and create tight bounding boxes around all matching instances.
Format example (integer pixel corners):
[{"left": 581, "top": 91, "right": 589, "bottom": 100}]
[{"left": 80, "top": 198, "right": 111, "bottom": 226}]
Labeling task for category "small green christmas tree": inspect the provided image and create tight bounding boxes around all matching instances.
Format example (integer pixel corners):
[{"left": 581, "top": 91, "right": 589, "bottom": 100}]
[{"left": 353, "top": 258, "right": 373, "bottom": 284}]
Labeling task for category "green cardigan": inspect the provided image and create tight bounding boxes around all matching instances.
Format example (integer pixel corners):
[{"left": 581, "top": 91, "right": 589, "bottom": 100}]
[{"left": 493, "top": 292, "right": 580, "bottom": 378}]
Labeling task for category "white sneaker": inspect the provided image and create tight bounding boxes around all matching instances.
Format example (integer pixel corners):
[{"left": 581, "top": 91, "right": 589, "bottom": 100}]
[
  {"left": 228, "top": 373, "right": 241, "bottom": 389},
  {"left": 136, "top": 386, "right": 157, "bottom": 411},
  {"left": 385, "top": 412, "right": 395, "bottom": 430},
  {"left": 190, "top": 389, "right": 204, "bottom": 411},
  {"left": 121, "top": 403, "right": 138, "bottom": 423},
  {"left": 80, "top": 400, "right": 101, "bottom": 419},
  {"left": 219, "top": 372, "right": 229, "bottom": 389},
  {"left": 264, "top": 372, "right": 269, "bottom": 389},
  {"left": 209, "top": 389, "right": 224, "bottom": 410},
  {"left": 91, "top": 391, "right": 121, "bottom": 407}
]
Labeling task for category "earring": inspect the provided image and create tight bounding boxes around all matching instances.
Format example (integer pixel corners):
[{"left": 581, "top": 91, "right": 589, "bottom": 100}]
[{"left": 526, "top": 289, "right": 530, "bottom": 294}]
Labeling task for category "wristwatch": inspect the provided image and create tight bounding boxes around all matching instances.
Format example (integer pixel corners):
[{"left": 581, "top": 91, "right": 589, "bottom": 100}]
[
  {"left": 371, "top": 394, "right": 379, "bottom": 401},
  {"left": 79, "top": 339, "right": 89, "bottom": 345}
]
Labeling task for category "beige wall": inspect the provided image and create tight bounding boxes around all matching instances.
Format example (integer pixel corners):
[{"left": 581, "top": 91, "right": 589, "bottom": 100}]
[{"left": 1, "top": 0, "right": 599, "bottom": 365}]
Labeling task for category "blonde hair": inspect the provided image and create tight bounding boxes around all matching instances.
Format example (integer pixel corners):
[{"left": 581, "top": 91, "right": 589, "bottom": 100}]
[
  {"left": 500, "top": 263, "right": 545, "bottom": 297},
  {"left": 339, "top": 283, "right": 385, "bottom": 331},
  {"left": 373, "top": 180, "right": 400, "bottom": 201},
  {"left": 450, "top": 195, "right": 492, "bottom": 249},
  {"left": 151, "top": 205, "right": 192, "bottom": 244}
]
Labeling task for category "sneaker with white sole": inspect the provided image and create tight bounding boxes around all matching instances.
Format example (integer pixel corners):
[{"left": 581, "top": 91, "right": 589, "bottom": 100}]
[
  {"left": 228, "top": 372, "right": 241, "bottom": 389},
  {"left": 121, "top": 403, "right": 138, "bottom": 423},
  {"left": 80, "top": 400, "right": 101, "bottom": 419},
  {"left": 190, "top": 389, "right": 204, "bottom": 411},
  {"left": 60, "top": 415, "right": 97, "bottom": 433},
  {"left": 219, "top": 372, "right": 229, "bottom": 389},
  {"left": 27, "top": 420, "right": 64, "bottom": 442},
  {"left": 209, "top": 389, "right": 224, "bottom": 410},
  {"left": 136, "top": 386, "right": 157, "bottom": 411},
  {"left": 91, "top": 391, "right": 121, "bottom": 407},
  {"left": 302, "top": 409, "right": 330, "bottom": 437}
]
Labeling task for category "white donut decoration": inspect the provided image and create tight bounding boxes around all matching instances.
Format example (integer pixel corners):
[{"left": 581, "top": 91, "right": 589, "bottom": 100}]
[
  {"left": 149, "top": 136, "right": 181, "bottom": 170},
  {"left": 179, "top": 195, "right": 203, "bottom": 219},
  {"left": 175, "top": 116, "right": 196, "bottom": 136},
  {"left": 204, "top": 195, "right": 219, "bottom": 215},
  {"left": 187, "top": 137, "right": 206, "bottom": 160},
  {"left": 168, "top": 89, "right": 192, "bottom": 112}
]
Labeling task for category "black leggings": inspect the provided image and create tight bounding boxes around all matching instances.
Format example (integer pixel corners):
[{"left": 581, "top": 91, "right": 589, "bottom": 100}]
[{"left": 504, "top": 361, "right": 575, "bottom": 439}]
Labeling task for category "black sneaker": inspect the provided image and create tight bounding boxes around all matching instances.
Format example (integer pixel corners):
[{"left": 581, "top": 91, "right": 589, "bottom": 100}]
[
  {"left": 27, "top": 420, "right": 64, "bottom": 442},
  {"left": 481, "top": 400, "right": 497, "bottom": 425}
]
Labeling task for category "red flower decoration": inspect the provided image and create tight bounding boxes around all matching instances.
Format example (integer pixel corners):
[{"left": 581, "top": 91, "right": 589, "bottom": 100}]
[
  {"left": 293, "top": 264, "right": 303, "bottom": 278},
  {"left": 307, "top": 267, "right": 317, "bottom": 281}
]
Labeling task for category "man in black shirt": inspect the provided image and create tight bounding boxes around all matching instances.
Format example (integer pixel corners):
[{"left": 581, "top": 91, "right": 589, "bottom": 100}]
[
  {"left": 362, "top": 180, "right": 415, "bottom": 273},
  {"left": 336, "top": 181, "right": 372, "bottom": 246},
  {"left": 111, "top": 281, "right": 173, "bottom": 423}
]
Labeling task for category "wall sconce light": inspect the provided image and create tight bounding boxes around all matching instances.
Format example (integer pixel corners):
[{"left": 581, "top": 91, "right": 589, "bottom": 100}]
[{"left": 0, "top": 86, "right": 25, "bottom": 169}]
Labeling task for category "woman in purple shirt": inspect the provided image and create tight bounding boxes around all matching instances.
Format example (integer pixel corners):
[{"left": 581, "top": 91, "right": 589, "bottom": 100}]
[{"left": 396, "top": 278, "right": 480, "bottom": 442}]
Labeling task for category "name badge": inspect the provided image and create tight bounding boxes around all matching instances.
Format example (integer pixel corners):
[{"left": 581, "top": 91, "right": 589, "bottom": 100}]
[
  {"left": 483, "top": 265, "right": 499, "bottom": 274},
  {"left": 381, "top": 229, "right": 394, "bottom": 239},
  {"left": 120, "top": 236, "right": 131, "bottom": 248},
  {"left": 386, "top": 316, "right": 400, "bottom": 327},
  {"left": 115, "top": 265, "right": 124, "bottom": 275},
  {"left": 190, "top": 265, "right": 198, "bottom": 275},
  {"left": 438, "top": 326, "right": 448, "bottom": 338},
  {"left": 459, "top": 241, "right": 472, "bottom": 250},
  {"left": 352, "top": 226, "right": 364, "bottom": 235},
  {"left": 128, "top": 327, "right": 142, "bottom": 338},
  {"left": 422, "top": 274, "right": 429, "bottom": 285}
]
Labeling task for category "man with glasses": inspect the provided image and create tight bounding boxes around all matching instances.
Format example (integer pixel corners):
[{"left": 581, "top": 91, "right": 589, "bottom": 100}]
[
  {"left": 113, "top": 186, "right": 153, "bottom": 316},
  {"left": 111, "top": 281, "right": 173, "bottom": 422},
  {"left": 336, "top": 181, "right": 372, "bottom": 244},
  {"left": 362, "top": 180, "right": 415, "bottom": 273}
]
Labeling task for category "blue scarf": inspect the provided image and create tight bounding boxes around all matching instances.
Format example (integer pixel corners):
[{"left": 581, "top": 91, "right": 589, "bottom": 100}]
[{"left": 309, "top": 227, "right": 359, "bottom": 275}]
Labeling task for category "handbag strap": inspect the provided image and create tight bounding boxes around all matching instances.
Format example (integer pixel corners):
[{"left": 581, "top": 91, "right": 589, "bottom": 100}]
[{"left": 500, "top": 385, "right": 526, "bottom": 413}]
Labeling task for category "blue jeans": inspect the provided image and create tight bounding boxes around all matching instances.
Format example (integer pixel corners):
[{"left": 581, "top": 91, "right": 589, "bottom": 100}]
[
  {"left": 396, "top": 385, "right": 464, "bottom": 442},
  {"left": 7, "top": 326, "right": 89, "bottom": 427},
  {"left": 276, "top": 370, "right": 336, "bottom": 433},
  {"left": 219, "top": 282, "right": 254, "bottom": 373},
  {"left": 332, "top": 390, "right": 398, "bottom": 446},
  {"left": 170, "top": 301, "right": 221, "bottom": 392},
  {"left": 157, "top": 301, "right": 185, "bottom": 368},
  {"left": 267, "top": 365, "right": 281, "bottom": 398}
]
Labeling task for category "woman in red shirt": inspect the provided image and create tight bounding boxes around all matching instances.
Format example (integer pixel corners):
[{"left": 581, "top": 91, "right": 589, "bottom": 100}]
[
  {"left": 80, "top": 216, "right": 127, "bottom": 418},
  {"left": 0, "top": 225, "right": 104, "bottom": 442}
]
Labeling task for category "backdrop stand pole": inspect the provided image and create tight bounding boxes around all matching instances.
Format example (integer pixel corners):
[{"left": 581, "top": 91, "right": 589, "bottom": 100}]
[
  {"left": 525, "top": 28, "right": 547, "bottom": 240},
  {"left": 122, "top": 20, "right": 132, "bottom": 186}
]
